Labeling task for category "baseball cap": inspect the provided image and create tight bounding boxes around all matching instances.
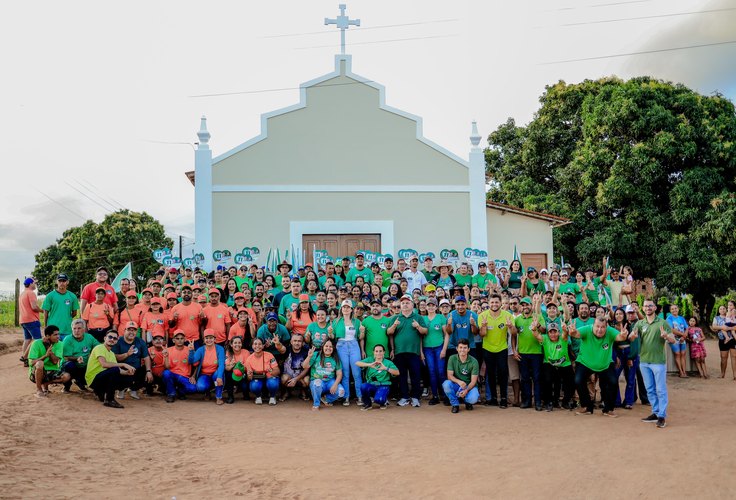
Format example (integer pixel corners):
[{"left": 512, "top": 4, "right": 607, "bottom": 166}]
[
  {"left": 208, "top": 289, "right": 220, "bottom": 296},
  {"left": 172, "top": 329, "right": 186, "bottom": 338},
  {"left": 95, "top": 286, "right": 106, "bottom": 293},
  {"left": 56, "top": 273, "right": 69, "bottom": 281},
  {"left": 560, "top": 270, "right": 569, "bottom": 276},
  {"left": 233, "top": 292, "right": 245, "bottom": 300},
  {"left": 424, "top": 255, "right": 433, "bottom": 262},
  {"left": 169, "top": 267, "right": 178, "bottom": 273},
  {"left": 355, "top": 252, "right": 364, "bottom": 258},
  {"left": 455, "top": 295, "right": 467, "bottom": 302},
  {"left": 96, "top": 266, "right": 109, "bottom": 274},
  {"left": 410, "top": 255, "right": 418, "bottom": 261},
  {"left": 425, "top": 284, "right": 437, "bottom": 292},
  {"left": 299, "top": 294, "right": 310, "bottom": 302},
  {"left": 527, "top": 267, "right": 536, "bottom": 273},
  {"left": 124, "top": 321, "right": 137, "bottom": 330},
  {"left": 540, "top": 268, "right": 548, "bottom": 274},
  {"left": 427, "top": 298, "right": 438, "bottom": 306},
  {"left": 166, "top": 292, "right": 178, "bottom": 300},
  {"left": 203, "top": 328, "right": 216, "bottom": 338},
  {"left": 439, "top": 299, "right": 451, "bottom": 307},
  {"left": 125, "top": 290, "right": 137, "bottom": 298},
  {"left": 340, "top": 299, "right": 353, "bottom": 308},
  {"left": 180, "top": 283, "right": 192, "bottom": 290},
  {"left": 547, "top": 322, "right": 559, "bottom": 331},
  {"left": 478, "top": 262, "right": 486, "bottom": 267},
  {"left": 266, "top": 312, "right": 278, "bottom": 322},
  {"left": 151, "top": 297, "right": 164, "bottom": 305},
  {"left": 520, "top": 297, "right": 532, "bottom": 305},
  {"left": 370, "top": 298, "right": 382, "bottom": 305},
  {"left": 23, "top": 277, "right": 35, "bottom": 287},
  {"left": 399, "top": 294, "right": 413, "bottom": 302},
  {"left": 625, "top": 304, "right": 636, "bottom": 313}
]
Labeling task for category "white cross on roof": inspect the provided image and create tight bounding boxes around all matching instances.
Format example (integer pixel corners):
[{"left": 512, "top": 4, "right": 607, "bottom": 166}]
[{"left": 324, "top": 4, "right": 360, "bottom": 55}]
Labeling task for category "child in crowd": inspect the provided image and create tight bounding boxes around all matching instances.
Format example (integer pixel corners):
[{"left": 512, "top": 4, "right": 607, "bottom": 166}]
[{"left": 687, "top": 317, "right": 708, "bottom": 379}]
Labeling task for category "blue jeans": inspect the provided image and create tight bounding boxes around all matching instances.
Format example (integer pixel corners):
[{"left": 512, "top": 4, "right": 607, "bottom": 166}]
[
  {"left": 422, "top": 345, "right": 445, "bottom": 398},
  {"left": 640, "top": 362, "right": 668, "bottom": 418},
  {"left": 250, "top": 377, "right": 279, "bottom": 398},
  {"left": 196, "top": 374, "right": 224, "bottom": 399},
  {"left": 613, "top": 349, "right": 638, "bottom": 406},
  {"left": 337, "top": 339, "right": 363, "bottom": 399},
  {"left": 442, "top": 380, "right": 479, "bottom": 406},
  {"left": 163, "top": 370, "right": 197, "bottom": 396},
  {"left": 309, "top": 378, "right": 344, "bottom": 407},
  {"left": 22, "top": 321, "right": 42, "bottom": 341},
  {"left": 519, "top": 353, "right": 543, "bottom": 406},
  {"left": 361, "top": 383, "right": 390, "bottom": 406}
]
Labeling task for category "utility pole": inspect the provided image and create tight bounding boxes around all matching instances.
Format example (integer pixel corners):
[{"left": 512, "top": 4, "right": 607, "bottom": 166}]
[{"left": 179, "top": 235, "right": 183, "bottom": 259}]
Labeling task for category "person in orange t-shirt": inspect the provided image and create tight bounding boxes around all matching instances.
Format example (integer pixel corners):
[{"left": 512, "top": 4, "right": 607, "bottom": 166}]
[
  {"left": 82, "top": 288, "right": 114, "bottom": 342},
  {"left": 286, "top": 295, "right": 316, "bottom": 337},
  {"left": 19, "top": 278, "right": 42, "bottom": 366},
  {"left": 147, "top": 333, "right": 167, "bottom": 394},
  {"left": 191, "top": 330, "right": 226, "bottom": 405},
  {"left": 224, "top": 336, "right": 250, "bottom": 403},
  {"left": 162, "top": 330, "right": 197, "bottom": 402},
  {"left": 115, "top": 291, "right": 142, "bottom": 335},
  {"left": 142, "top": 297, "right": 169, "bottom": 343},
  {"left": 202, "top": 289, "right": 231, "bottom": 346},
  {"left": 168, "top": 284, "right": 203, "bottom": 347},
  {"left": 134, "top": 288, "right": 154, "bottom": 319},
  {"left": 228, "top": 309, "right": 255, "bottom": 346},
  {"left": 244, "top": 337, "right": 280, "bottom": 405}
]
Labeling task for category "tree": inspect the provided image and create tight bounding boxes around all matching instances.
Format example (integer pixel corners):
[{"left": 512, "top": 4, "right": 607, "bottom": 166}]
[
  {"left": 485, "top": 77, "right": 736, "bottom": 323},
  {"left": 32, "top": 210, "right": 173, "bottom": 295}
]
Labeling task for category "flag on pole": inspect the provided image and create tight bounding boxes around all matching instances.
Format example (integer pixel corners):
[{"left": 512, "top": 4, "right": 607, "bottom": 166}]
[
  {"left": 313, "top": 244, "right": 318, "bottom": 273},
  {"left": 561, "top": 255, "right": 565, "bottom": 269},
  {"left": 111, "top": 262, "right": 132, "bottom": 292}
]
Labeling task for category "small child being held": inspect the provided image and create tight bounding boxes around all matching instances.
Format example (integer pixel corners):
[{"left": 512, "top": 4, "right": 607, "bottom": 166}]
[{"left": 687, "top": 317, "right": 708, "bottom": 379}]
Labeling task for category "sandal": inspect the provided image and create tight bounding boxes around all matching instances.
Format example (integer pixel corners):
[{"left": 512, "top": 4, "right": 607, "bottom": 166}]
[{"left": 216, "top": 398, "right": 224, "bottom": 405}]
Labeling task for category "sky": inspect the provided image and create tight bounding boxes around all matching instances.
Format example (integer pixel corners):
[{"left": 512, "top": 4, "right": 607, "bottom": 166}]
[{"left": 1, "top": 0, "right": 735, "bottom": 293}]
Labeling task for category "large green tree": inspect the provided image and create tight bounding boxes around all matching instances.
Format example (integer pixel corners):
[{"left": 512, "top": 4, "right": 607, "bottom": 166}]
[
  {"left": 485, "top": 77, "right": 736, "bottom": 322},
  {"left": 33, "top": 210, "right": 173, "bottom": 295}
]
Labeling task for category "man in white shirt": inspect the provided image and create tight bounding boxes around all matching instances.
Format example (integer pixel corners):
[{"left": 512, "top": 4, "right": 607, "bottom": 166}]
[{"left": 402, "top": 256, "right": 428, "bottom": 293}]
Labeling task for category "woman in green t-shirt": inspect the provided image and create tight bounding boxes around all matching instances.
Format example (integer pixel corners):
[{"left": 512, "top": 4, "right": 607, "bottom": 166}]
[
  {"left": 330, "top": 300, "right": 365, "bottom": 405},
  {"left": 507, "top": 260, "right": 523, "bottom": 295},
  {"left": 356, "top": 344, "right": 399, "bottom": 410},
  {"left": 303, "top": 339, "right": 343, "bottom": 410},
  {"left": 421, "top": 299, "right": 448, "bottom": 405},
  {"left": 305, "top": 307, "right": 331, "bottom": 348}
]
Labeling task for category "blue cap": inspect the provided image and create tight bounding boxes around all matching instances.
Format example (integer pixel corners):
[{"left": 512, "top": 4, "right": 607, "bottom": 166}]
[
  {"left": 266, "top": 312, "right": 278, "bottom": 321},
  {"left": 455, "top": 295, "right": 467, "bottom": 302},
  {"left": 23, "top": 277, "right": 34, "bottom": 287}
]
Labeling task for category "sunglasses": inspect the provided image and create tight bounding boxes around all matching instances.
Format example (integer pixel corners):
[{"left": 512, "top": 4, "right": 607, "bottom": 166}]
[{"left": 106, "top": 335, "right": 118, "bottom": 340}]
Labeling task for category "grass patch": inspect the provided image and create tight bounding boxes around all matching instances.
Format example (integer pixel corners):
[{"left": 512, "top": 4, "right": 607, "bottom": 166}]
[{"left": 0, "top": 300, "right": 17, "bottom": 327}]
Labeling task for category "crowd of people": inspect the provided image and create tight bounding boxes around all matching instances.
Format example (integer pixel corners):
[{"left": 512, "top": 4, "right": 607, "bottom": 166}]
[{"left": 18, "top": 253, "right": 733, "bottom": 427}]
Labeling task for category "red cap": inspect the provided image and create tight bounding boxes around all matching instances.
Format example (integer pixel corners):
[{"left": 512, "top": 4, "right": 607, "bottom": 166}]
[
  {"left": 124, "top": 321, "right": 137, "bottom": 330},
  {"left": 125, "top": 290, "right": 137, "bottom": 298},
  {"left": 169, "top": 267, "right": 178, "bottom": 273},
  {"left": 203, "top": 328, "right": 216, "bottom": 338},
  {"left": 299, "top": 294, "right": 310, "bottom": 302},
  {"left": 172, "top": 329, "right": 186, "bottom": 337},
  {"left": 151, "top": 297, "right": 164, "bottom": 305},
  {"left": 166, "top": 292, "right": 178, "bottom": 300},
  {"left": 142, "top": 288, "right": 154, "bottom": 296},
  {"left": 233, "top": 292, "right": 245, "bottom": 299}
]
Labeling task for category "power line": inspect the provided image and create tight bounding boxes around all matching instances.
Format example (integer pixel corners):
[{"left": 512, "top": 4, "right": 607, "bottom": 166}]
[
  {"left": 189, "top": 79, "right": 377, "bottom": 98},
  {"left": 78, "top": 179, "right": 127, "bottom": 211},
  {"left": 143, "top": 139, "right": 196, "bottom": 150},
  {"left": 540, "top": 39, "right": 736, "bottom": 64},
  {"left": 71, "top": 180, "right": 121, "bottom": 212},
  {"left": 261, "top": 18, "right": 459, "bottom": 38},
  {"left": 64, "top": 181, "right": 114, "bottom": 215},
  {"left": 556, "top": 6, "right": 736, "bottom": 27},
  {"left": 34, "top": 189, "right": 87, "bottom": 221},
  {"left": 549, "top": 0, "right": 651, "bottom": 11},
  {"left": 295, "top": 33, "right": 458, "bottom": 50}
]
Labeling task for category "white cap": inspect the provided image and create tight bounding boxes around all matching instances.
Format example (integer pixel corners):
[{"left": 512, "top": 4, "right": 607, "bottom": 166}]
[{"left": 540, "top": 268, "right": 549, "bottom": 274}]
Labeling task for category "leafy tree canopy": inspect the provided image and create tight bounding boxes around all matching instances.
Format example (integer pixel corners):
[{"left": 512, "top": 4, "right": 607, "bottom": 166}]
[
  {"left": 485, "top": 77, "right": 736, "bottom": 320},
  {"left": 32, "top": 210, "right": 173, "bottom": 295}
]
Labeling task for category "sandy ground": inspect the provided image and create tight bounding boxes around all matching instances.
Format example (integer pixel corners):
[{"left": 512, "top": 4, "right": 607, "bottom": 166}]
[{"left": 0, "top": 328, "right": 733, "bottom": 500}]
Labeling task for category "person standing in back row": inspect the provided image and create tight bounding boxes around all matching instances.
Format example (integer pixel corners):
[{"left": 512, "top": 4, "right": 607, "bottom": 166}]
[{"left": 19, "top": 277, "right": 42, "bottom": 367}]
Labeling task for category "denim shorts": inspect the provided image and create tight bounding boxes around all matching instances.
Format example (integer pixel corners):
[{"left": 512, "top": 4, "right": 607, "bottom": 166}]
[
  {"left": 670, "top": 342, "right": 687, "bottom": 353},
  {"left": 22, "top": 321, "right": 42, "bottom": 341}
]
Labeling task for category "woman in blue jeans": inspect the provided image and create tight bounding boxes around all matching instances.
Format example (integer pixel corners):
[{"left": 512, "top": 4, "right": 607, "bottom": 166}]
[
  {"left": 303, "top": 339, "right": 344, "bottom": 411},
  {"left": 422, "top": 299, "right": 448, "bottom": 405},
  {"left": 357, "top": 344, "right": 399, "bottom": 410},
  {"left": 329, "top": 300, "right": 364, "bottom": 406},
  {"left": 190, "top": 329, "right": 226, "bottom": 405}
]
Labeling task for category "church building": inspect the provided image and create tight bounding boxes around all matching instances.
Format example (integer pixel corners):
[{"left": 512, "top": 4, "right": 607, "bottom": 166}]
[{"left": 186, "top": 6, "right": 568, "bottom": 272}]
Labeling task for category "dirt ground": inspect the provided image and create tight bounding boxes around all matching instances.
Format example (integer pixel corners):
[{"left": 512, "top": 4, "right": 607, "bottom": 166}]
[{"left": 0, "top": 328, "right": 733, "bottom": 500}]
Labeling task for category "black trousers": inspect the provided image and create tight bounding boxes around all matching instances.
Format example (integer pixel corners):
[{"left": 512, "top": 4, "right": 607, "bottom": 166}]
[
  {"left": 90, "top": 367, "right": 131, "bottom": 402},
  {"left": 542, "top": 363, "right": 574, "bottom": 405},
  {"left": 63, "top": 361, "right": 87, "bottom": 390},
  {"left": 575, "top": 363, "right": 616, "bottom": 413},
  {"left": 482, "top": 348, "right": 508, "bottom": 402}
]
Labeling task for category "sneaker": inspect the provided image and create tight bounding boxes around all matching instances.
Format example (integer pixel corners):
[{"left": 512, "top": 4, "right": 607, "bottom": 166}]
[
  {"left": 255, "top": 397, "right": 263, "bottom": 405},
  {"left": 361, "top": 403, "right": 372, "bottom": 411},
  {"left": 575, "top": 409, "right": 594, "bottom": 416},
  {"left": 342, "top": 399, "right": 351, "bottom": 407},
  {"left": 428, "top": 397, "right": 440, "bottom": 406},
  {"left": 104, "top": 400, "right": 124, "bottom": 409},
  {"left": 535, "top": 404, "right": 543, "bottom": 411},
  {"left": 656, "top": 417, "right": 667, "bottom": 428},
  {"left": 379, "top": 403, "right": 389, "bottom": 410},
  {"left": 35, "top": 390, "right": 47, "bottom": 398},
  {"left": 268, "top": 397, "right": 277, "bottom": 406},
  {"left": 129, "top": 390, "right": 140, "bottom": 400},
  {"left": 116, "top": 390, "right": 125, "bottom": 400},
  {"left": 61, "top": 388, "right": 72, "bottom": 394},
  {"left": 451, "top": 405, "right": 460, "bottom": 414},
  {"left": 546, "top": 403, "right": 553, "bottom": 412},
  {"left": 484, "top": 399, "right": 498, "bottom": 407},
  {"left": 411, "top": 398, "right": 421, "bottom": 407},
  {"left": 397, "top": 398, "right": 410, "bottom": 407},
  {"left": 520, "top": 402, "right": 531, "bottom": 409},
  {"left": 465, "top": 403, "right": 474, "bottom": 411},
  {"left": 225, "top": 395, "right": 235, "bottom": 404},
  {"left": 421, "top": 388, "right": 429, "bottom": 398},
  {"left": 499, "top": 399, "right": 508, "bottom": 409},
  {"left": 165, "top": 395, "right": 176, "bottom": 403},
  {"left": 641, "top": 413, "right": 658, "bottom": 423}
]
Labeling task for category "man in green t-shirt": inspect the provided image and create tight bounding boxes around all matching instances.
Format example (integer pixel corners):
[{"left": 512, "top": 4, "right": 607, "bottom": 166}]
[
  {"left": 478, "top": 294, "right": 515, "bottom": 408},
  {"left": 532, "top": 322, "right": 574, "bottom": 411},
  {"left": 569, "top": 317, "right": 631, "bottom": 416},
  {"left": 61, "top": 318, "right": 99, "bottom": 392},
  {"left": 513, "top": 296, "right": 546, "bottom": 410},
  {"left": 472, "top": 261, "right": 497, "bottom": 292},
  {"left": 346, "top": 253, "right": 374, "bottom": 285},
  {"left": 28, "top": 325, "right": 70, "bottom": 398},
  {"left": 632, "top": 299, "right": 676, "bottom": 428},
  {"left": 387, "top": 295, "right": 428, "bottom": 407},
  {"left": 362, "top": 300, "right": 392, "bottom": 355},
  {"left": 442, "top": 338, "right": 480, "bottom": 413},
  {"left": 42, "top": 273, "right": 79, "bottom": 339}
]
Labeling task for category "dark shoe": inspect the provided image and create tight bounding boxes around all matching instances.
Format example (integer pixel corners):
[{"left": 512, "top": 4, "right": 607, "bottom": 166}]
[
  {"left": 20, "top": 357, "right": 29, "bottom": 368},
  {"left": 451, "top": 405, "right": 460, "bottom": 414},
  {"left": 177, "top": 393, "right": 188, "bottom": 400},
  {"left": 361, "top": 403, "right": 372, "bottom": 411},
  {"left": 641, "top": 413, "right": 658, "bottom": 423},
  {"left": 226, "top": 395, "right": 235, "bottom": 404},
  {"left": 520, "top": 402, "right": 531, "bottom": 409},
  {"left": 465, "top": 403, "right": 474, "bottom": 411},
  {"left": 428, "top": 397, "right": 440, "bottom": 406},
  {"left": 104, "top": 400, "right": 124, "bottom": 409},
  {"left": 165, "top": 395, "right": 176, "bottom": 403},
  {"left": 553, "top": 401, "right": 561, "bottom": 408},
  {"left": 483, "top": 399, "right": 498, "bottom": 407},
  {"left": 442, "top": 398, "right": 451, "bottom": 406},
  {"left": 546, "top": 403, "right": 553, "bottom": 412},
  {"left": 656, "top": 417, "right": 667, "bottom": 428},
  {"left": 499, "top": 399, "right": 508, "bottom": 409},
  {"left": 535, "top": 404, "right": 543, "bottom": 411},
  {"left": 95, "top": 390, "right": 105, "bottom": 402}
]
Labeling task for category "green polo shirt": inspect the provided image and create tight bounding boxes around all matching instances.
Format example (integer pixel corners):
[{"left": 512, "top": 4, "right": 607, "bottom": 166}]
[
  {"left": 632, "top": 317, "right": 672, "bottom": 365},
  {"left": 390, "top": 312, "right": 427, "bottom": 356},
  {"left": 514, "top": 313, "right": 546, "bottom": 355}
]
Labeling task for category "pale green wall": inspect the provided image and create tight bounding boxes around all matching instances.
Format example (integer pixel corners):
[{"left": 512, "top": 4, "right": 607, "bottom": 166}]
[
  {"left": 212, "top": 74, "right": 469, "bottom": 186},
  {"left": 486, "top": 208, "right": 554, "bottom": 264}
]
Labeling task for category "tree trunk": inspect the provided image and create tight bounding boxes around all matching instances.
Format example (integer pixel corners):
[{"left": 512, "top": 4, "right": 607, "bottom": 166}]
[{"left": 693, "top": 291, "right": 714, "bottom": 333}]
